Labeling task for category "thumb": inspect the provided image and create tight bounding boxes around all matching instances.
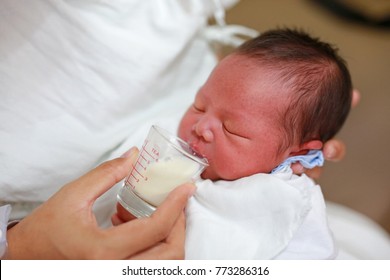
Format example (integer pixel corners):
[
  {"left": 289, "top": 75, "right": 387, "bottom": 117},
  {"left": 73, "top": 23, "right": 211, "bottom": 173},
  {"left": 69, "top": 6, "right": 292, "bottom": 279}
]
[
  {"left": 152, "top": 182, "right": 196, "bottom": 220},
  {"left": 323, "top": 139, "right": 346, "bottom": 162},
  {"left": 106, "top": 183, "right": 196, "bottom": 257},
  {"left": 65, "top": 147, "right": 139, "bottom": 202}
]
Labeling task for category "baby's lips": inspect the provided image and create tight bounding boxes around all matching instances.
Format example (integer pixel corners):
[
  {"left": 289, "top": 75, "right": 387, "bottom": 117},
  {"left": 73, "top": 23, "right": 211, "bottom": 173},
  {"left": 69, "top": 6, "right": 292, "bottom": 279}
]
[
  {"left": 188, "top": 141, "right": 202, "bottom": 157},
  {"left": 188, "top": 142, "right": 207, "bottom": 161}
]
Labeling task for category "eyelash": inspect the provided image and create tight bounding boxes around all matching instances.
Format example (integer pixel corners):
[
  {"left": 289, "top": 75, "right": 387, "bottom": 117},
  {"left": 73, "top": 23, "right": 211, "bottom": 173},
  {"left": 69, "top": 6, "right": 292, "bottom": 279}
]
[
  {"left": 223, "top": 123, "right": 234, "bottom": 135},
  {"left": 193, "top": 105, "right": 204, "bottom": 112},
  {"left": 223, "top": 123, "right": 250, "bottom": 140},
  {"left": 192, "top": 104, "right": 249, "bottom": 139}
]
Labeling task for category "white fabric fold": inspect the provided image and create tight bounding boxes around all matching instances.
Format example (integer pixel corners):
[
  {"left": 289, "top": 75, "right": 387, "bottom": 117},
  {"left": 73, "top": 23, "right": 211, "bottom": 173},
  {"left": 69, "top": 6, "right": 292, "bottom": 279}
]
[
  {"left": 185, "top": 170, "right": 314, "bottom": 259},
  {"left": 0, "top": 205, "right": 11, "bottom": 258}
]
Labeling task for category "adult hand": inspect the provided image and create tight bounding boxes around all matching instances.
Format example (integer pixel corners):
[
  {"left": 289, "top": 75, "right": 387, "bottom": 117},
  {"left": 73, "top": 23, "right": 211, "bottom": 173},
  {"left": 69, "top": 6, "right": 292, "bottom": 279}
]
[
  {"left": 292, "top": 89, "right": 360, "bottom": 179},
  {"left": 6, "top": 147, "right": 195, "bottom": 259}
]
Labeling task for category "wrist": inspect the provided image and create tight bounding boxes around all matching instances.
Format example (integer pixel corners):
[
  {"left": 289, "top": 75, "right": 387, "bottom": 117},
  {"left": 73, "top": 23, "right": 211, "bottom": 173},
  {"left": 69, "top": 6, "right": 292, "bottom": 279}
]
[{"left": 3, "top": 221, "right": 20, "bottom": 259}]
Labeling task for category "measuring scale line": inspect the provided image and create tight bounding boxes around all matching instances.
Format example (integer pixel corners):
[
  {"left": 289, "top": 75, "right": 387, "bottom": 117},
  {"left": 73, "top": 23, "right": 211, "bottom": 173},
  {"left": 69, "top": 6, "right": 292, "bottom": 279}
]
[
  {"left": 133, "top": 164, "right": 145, "bottom": 179},
  {"left": 139, "top": 152, "right": 150, "bottom": 164},
  {"left": 136, "top": 150, "right": 147, "bottom": 166},
  {"left": 126, "top": 179, "right": 136, "bottom": 189},
  {"left": 128, "top": 164, "right": 141, "bottom": 185},
  {"left": 130, "top": 171, "right": 140, "bottom": 181},
  {"left": 138, "top": 161, "right": 147, "bottom": 170},
  {"left": 125, "top": 174, "right": 137, "bottom": 189},
  {"left": 141, "top": 144, "right": 158, "bottom": 161}
]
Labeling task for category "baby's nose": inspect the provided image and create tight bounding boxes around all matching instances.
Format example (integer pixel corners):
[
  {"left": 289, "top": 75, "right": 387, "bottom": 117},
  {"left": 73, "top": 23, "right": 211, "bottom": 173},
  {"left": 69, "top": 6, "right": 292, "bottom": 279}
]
[{"left": 192, "top": 120, "right": 214, "bottom": 142}]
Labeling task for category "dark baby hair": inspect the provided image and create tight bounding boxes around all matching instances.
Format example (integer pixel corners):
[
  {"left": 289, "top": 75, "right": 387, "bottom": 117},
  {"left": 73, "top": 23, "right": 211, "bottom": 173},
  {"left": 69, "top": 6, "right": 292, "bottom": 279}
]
[{"left": 236, "top": 28, "right": 353, "bottom": 148}]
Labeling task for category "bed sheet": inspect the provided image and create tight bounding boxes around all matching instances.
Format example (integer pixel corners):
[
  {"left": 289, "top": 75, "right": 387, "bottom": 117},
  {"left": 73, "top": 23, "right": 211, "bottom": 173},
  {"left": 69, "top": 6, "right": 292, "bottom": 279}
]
[{"left": 326, "top": 201, "right": 390, "bottom": 259}]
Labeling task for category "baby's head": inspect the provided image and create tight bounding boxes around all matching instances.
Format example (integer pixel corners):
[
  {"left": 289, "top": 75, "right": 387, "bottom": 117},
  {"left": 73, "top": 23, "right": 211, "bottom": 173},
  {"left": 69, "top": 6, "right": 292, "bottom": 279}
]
[{"left": 178, "top": 28, "right": 352, "bottom": 181}]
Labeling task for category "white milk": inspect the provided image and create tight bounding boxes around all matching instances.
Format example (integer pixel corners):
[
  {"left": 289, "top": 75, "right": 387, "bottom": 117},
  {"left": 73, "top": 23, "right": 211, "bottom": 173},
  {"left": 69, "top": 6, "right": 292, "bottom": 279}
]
[{"left": 133, "top": 156, "right": 200, "bottom": 206}]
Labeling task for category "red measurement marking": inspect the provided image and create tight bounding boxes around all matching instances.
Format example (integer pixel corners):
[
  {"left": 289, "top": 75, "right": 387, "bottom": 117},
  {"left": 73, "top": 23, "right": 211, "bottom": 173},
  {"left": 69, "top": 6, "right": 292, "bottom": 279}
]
[
  {"left": 125, "top": 178, "right": 136, "bottom": 190},
  {"left": 139, "top": 155, "right": 151, "bottom": 165},
  {"left": 142, "top": 147, "right": 158, "bottom": 161},
  {"left": 139, "top": 161, "right": 146, "bottom": 170},
  {"left": 133, "top": 166, "right": 145, "bottom": 179},
  {"left": 140, "top": 152, "right": 148, "bottom": 161},
  {"left": 130, "top": 172, "right": 140, "bottom": 182}
]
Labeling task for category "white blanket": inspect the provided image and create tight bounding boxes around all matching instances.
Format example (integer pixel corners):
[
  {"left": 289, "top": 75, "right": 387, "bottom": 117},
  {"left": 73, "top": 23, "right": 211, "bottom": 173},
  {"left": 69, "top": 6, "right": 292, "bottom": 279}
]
[{"left": 186, "top": 167, "right": 335, "bottom": 259}]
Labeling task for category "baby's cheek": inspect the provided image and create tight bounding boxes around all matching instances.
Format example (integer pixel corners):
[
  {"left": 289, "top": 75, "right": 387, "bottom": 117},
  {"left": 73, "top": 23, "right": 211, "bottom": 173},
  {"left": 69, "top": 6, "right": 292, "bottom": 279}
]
[
  {"left": 218, "top": 156, "right": 260, "bottom": 180},
  {"left": 178, "top": 123, "right": 189, "bottom": 142},
  {"left": 212, "top": 161, "right": 238, "bottom": 181}
]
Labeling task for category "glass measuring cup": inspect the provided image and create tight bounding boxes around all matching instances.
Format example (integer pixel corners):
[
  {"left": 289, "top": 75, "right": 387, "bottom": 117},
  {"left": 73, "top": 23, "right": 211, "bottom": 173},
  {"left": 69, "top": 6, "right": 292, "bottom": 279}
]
[{"left": 117, "top": 125, "right": 208, "bottom": 218}]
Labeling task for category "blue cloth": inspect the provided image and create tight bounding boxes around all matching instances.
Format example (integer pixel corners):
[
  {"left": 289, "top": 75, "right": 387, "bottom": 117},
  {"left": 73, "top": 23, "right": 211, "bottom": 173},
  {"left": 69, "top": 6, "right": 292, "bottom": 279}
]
[{"left": 271, "top": 150, "right": 324, "bottom": 174}]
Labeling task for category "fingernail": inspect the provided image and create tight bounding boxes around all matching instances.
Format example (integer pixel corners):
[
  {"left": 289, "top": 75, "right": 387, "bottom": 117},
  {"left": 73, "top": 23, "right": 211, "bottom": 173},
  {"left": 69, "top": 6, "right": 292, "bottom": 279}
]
[{"left": 120, "top": 147, "right": 137, "bottom": 158}]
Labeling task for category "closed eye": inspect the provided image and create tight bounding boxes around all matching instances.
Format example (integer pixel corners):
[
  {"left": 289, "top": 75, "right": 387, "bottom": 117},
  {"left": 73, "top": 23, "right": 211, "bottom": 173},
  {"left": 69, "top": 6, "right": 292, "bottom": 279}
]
[
  {"left": 223, "top": 123, "right": 250, "bottom": 140},
  {"left": 193, "top": 104, "right": 205, "bottom": 113}
]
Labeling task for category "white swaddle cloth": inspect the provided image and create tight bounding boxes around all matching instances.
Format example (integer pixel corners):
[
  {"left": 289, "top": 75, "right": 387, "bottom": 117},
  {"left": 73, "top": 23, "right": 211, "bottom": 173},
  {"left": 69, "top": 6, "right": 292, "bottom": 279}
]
[{"left": 185, "top": 167, "right": 318, "bottom": 259}]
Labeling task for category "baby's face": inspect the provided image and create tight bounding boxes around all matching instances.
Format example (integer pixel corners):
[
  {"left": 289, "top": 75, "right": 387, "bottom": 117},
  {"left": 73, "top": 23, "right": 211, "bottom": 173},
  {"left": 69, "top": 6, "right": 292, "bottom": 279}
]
[{"left": 178, "top": 54, "right": 294, "bottom": 181}]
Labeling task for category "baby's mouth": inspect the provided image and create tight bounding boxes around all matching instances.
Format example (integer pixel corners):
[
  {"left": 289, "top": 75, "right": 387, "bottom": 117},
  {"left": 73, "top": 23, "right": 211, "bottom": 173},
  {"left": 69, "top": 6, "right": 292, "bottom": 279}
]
[
  {"left": 190, "top": 146, "right": 204, "bottom": 159},
  {"left": 188, "top": 141, "right": 207, "bottom": 160}
]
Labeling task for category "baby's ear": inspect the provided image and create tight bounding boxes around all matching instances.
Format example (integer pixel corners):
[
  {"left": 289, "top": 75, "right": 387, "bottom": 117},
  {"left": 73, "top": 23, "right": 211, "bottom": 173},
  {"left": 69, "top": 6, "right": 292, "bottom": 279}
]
[{"left": 289, "top": 140, "right": 323, "bottom": 156}]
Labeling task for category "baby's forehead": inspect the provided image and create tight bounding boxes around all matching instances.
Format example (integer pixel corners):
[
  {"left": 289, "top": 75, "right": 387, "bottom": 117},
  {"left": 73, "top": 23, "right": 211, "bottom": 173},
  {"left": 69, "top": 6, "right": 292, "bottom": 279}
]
[
  {"left": 200, "top": 53, "right": 294, "bottom": 110},
  {"left": 220, "top": 54, "right": 292, "bottom": 88}
]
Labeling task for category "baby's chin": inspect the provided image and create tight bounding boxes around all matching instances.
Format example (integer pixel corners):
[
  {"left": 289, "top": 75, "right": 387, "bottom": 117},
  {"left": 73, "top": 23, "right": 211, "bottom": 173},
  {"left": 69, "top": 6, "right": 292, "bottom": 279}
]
[
  {"left": 200, "top": 167, "right": 236, "bottom": 181},
  {"left": 200, "top": 168, "right": 221, "bottom": 181},
  {"left": 200, "top": 166, "right": 274, "bottom": 181}
]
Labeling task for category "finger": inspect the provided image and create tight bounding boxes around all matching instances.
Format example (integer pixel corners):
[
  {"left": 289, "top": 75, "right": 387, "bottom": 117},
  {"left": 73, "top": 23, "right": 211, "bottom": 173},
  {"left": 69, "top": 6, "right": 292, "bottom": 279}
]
[
  {"left": 65, "top": 148, "right": 138, "bottom": 201},
  {"left": 352, "top": 89, "right": 361, "bottom": 108},
  {"left": 116, "top": 202, "right": 137, "bottom": 222},
  {"left": 291, "top": 162, "right": 305, "bottom": 175},
  {"left": 163, "top": 211, "right": 186, "bottom": 258},
  {"left": 165, "top": 210, "right": 186, "bottom": 245},
  {"left": 323, "top": 139, "right": 346, "bottom": 162},
  {"left": 129, "top": 240, "right": 184, "bottom": 260},
  {"left": 111, "top": 213, "right": 124, "bottom": 226},
  {"left": 111, "top": 203, "right": 137, "bottom": 226},
  {"left": 105, "top": 183, "right": 195, "bottom": 257},
  {"left": 129, "top": 213, "right": 186, "bottom": 260},
  {"left": 152, "top": 183, "right": 195, "bottom": 222},
  {"left": 304, "top": 166, "right": 323, "bottom": 180}
]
